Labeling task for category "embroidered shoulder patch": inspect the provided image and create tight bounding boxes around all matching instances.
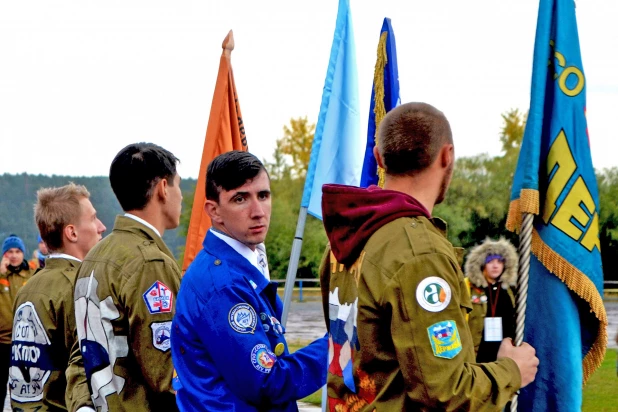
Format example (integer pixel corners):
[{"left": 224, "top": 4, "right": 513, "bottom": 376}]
[
  {"left": 150, "top": 321, "right": 172, "bottom": 352},
  {"left": 427, "top": 320, "right": 462, "bottom": 359},
  {"left": 250, "top": 344, "right": 276, "bottom": 373},
  {"left": 229, "top": 303, "right": 257, "bottom": 334},
  {"left": 143, "top": 281, "right": 173, "bottom": 314},
  {"left": 416, "top": 277, "right": 451, "bottom": 312}
]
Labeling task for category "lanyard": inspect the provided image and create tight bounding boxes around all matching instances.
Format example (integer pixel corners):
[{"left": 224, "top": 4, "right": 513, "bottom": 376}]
[{"left": 488, "top": 285, "right": 501, "bottom": 317}]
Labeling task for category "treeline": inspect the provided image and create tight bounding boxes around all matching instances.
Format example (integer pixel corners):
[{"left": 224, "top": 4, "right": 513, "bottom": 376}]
[
  {"left": 4, "top": 110, "right": 618, "bottom": 282},
  {"left": 0, "top": 174, "right": 195, "bottom": 257}
]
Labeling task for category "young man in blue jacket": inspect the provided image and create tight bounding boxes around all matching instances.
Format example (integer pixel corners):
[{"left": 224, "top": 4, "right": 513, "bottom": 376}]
[{"left": 172, "top": 151, "right": 327, "bottom": 411}]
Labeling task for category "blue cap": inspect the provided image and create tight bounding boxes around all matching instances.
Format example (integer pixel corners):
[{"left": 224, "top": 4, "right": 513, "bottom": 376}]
[{"left": 2, "top": 234, "right": 26, "bottom": 256}]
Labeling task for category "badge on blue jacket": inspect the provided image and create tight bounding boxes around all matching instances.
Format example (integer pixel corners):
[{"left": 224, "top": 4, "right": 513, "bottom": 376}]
[{"left": 229, "top": 303, "right": 257, "bottom": 334}]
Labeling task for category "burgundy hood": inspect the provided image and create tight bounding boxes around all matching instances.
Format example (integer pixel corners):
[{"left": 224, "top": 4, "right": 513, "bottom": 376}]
[{"left": 321, "top": 184, "right": 431, "bottom": 266}]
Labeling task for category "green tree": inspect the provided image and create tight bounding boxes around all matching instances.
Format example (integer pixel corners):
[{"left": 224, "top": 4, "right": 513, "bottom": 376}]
[{"left": 278, "top": 117, "right": 315, "bottom": 178}]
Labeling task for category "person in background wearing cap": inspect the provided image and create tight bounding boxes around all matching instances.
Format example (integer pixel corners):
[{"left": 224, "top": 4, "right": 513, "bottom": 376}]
[
  {"left": 29, "top": 234, "right": 50, "bottom": 270},
  {"left": 0, "top": 234, "right": 34, "bottom": 405},
  {"left": 10, "top": 183, "right": 106, "bottom": 411},
  {"left": 171, "top": 151, "right": 327, "bottom": 412},
  {"left": 464, "top": 237, "right": 518, "bottom": 362}
]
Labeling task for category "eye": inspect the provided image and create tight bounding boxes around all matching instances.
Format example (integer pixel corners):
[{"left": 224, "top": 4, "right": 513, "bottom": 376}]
[
  {"left": 234, "top": 196, "right": 245, "bottom": 204},
  {"left": 258, "top": 191, "right": 270, "bottom": 200}
]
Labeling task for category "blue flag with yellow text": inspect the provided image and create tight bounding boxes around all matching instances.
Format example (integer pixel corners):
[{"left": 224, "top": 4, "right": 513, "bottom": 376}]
[
  {"left": 506, "top": 1, "right": 607, "bottom": 410},
  {"left": 360, "top": 18, "right": 400, "bottom": 188},
  {"left": 301, "top": 0, "right": 362, "bottom": 220}
]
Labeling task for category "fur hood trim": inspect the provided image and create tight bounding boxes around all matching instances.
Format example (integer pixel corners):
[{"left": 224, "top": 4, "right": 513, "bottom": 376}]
[{"left": 464, "top": 237, "right": 518, "bottom": 289}]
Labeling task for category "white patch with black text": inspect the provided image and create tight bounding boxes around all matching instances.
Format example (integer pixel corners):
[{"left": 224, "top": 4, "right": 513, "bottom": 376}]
[
  {"left": 9, "top": 302, "right": 52, "bottom": 403},
  {"left": 151, "top": 321, "right": 172, "bottom": 352}
]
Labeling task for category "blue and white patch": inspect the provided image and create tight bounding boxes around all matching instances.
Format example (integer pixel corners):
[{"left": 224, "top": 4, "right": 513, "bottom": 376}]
[
  {"left": 229, "top": 303, "right": 257, "bottom": 334},
  {"left": 250, "top": 344, "right": 277, "bottom": 373},
  {"left": 9, "top": 302, "right": 53, "bottom": 403},
  {"left": 427, "top": 320, "right": 462, "bottom": 359},
  {"left": 143, "top": 280, "right": 173, "bottom": 314},
  {"left": 150, "top": 321, "right": 172, "bottom": 352}
]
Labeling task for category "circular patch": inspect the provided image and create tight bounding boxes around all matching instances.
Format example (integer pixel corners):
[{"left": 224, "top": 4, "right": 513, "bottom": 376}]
[
  {"left": 416, "top": 277, "right": 451, "bottom": 312},
  {"left": 251, "top": 344, "right": 276, "bottom": 373},
  {"left": 228, "top": 303, "right": 257, "bottom": 334}
]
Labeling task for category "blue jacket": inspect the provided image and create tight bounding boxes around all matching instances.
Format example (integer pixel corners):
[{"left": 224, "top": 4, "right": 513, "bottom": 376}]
[{"left": 171, "top": 232, "right": 327, "bottom": 411}]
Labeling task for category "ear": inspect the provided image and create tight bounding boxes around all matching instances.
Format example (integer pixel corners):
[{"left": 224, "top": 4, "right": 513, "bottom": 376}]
[
  {"left": 205, "top": 200, "right": 223, "bottom": 224},
  {"left": 156, "top": 178, "right": 169, "bottom": 203},
  {"left": 64, "top": 224, "right": 78, "bottom": 244},
  {"left": 440, "top": 143, "right": 454, "bottom": 169},
  {"left": 373, "top": 146, "right": 385, "bottom": 169}
]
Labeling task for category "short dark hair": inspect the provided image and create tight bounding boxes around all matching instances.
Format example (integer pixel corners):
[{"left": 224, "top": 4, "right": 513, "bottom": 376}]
[
  {"left": 378, "top": 102, "right": 452, "bottom": 176},
  {"left": 110, "top": 143, "right": 179, "bottom": 211},
  {"left": 206, "top": 151, "right": 267, "bottom": 202}
]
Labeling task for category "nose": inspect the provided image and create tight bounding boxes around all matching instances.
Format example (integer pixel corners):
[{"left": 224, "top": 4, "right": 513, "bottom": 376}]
[
  {"left": 98, "top": 219, "right": 107, "bottom": 234},
  {"left": 249, "top": 198, "right": 265, "bottom": 219}
]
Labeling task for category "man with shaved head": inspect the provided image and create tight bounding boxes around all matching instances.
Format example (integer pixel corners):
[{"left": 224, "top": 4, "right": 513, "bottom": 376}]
[{"left": 320, "top": 102, "right": 539, "bottom": 411}]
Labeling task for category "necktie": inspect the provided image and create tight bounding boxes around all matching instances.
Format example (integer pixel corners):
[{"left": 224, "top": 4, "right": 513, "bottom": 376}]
[{"left": 255, "top": 243, "right": 270, "bottom": 281}]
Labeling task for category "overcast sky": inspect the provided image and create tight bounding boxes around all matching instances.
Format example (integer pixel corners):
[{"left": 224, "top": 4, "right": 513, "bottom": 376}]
[{"left": 1, "top": 0, "right": 617, "bottom": 179}]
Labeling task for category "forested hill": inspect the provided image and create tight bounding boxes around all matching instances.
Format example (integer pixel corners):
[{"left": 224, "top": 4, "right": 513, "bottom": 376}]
[{"left": 0, "top": 173, "right": 196, "bottom": 258}]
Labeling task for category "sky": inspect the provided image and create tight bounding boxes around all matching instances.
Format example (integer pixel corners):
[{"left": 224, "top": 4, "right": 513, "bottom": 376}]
[{"left": 1, "top": 0, "right": 617, "bottom": 179}]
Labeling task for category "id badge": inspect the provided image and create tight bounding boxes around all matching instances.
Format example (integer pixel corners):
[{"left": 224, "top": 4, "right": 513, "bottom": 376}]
[{"left": 484, "top": 317, "right": 503, "bottom": 342}]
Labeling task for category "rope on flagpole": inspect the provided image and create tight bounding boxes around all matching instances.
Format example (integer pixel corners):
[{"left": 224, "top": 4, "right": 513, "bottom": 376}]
[{"left": 510, "top": 212, "right": 533, "bottom": 412}]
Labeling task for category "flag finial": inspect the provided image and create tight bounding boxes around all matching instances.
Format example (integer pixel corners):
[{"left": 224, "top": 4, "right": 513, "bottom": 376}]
[{"left": 222, "top": 30, "right": 234, "bottom": 55}]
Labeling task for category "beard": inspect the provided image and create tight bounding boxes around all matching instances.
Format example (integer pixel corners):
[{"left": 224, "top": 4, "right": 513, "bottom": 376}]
[{"left": 435, "top": 163, "right": 454, "bottom": 205}]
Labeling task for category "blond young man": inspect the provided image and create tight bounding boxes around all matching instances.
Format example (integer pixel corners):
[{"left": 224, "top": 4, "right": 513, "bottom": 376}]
[{"left": 10, "top": 183, "right": 106, "bottom": 411}]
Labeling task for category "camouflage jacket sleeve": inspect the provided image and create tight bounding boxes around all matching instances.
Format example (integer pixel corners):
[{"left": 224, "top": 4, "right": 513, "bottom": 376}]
[
  {"left": 385, "top": 252, "right": 521, "bottom": 411},
  {"left": 122, "top": 256, "right": 181, "bottom": 402}
]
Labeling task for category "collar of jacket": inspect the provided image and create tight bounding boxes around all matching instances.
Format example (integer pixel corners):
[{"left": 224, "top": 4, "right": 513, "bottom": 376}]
[
  {"left": 44, "top": 257, "right": 80, "bottom": 271},
  {"left": 112, "top": 215, "right": 176, "bottom": 261},
  {"left": 202, "top": 231, "right": 271, "bottom": 294}
]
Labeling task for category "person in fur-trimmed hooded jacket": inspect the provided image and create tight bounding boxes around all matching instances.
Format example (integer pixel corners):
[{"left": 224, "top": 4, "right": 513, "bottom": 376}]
[{"left": 464, "top": 237, "right": 518, "bottom": 363}]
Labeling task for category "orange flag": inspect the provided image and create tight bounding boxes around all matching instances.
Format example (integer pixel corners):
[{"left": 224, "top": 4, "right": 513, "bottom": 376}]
[{"left": 182, "top": 30, "right": 248, "bottom": 271}]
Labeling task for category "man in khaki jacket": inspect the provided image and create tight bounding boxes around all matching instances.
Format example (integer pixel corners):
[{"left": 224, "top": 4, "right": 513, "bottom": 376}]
[
  {"left": 0, "top": 234, "right": 34, "bottom": 405},
  {"left": 10, "top": 183, "right": 105, "bottom": 411},
  {"left": 68, "top": 143, "right": 183, "bottom": 411},
  {"left": 319, "top": 102, "right": 539, "bottom": 411}
]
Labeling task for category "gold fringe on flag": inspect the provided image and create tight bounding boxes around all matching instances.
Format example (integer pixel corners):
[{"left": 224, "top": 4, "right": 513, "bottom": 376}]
[
  {"left": 372, "top": 32, "right": 388, "bottom": 188},
  {"left": 505, "top": 189, "right": 540, "bottom": 232},
  {"left": 531, "top": 229, "right": 608, "bottom": 384}
]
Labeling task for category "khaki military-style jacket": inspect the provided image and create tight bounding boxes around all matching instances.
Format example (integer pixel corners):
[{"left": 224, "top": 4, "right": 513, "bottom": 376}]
[
  {"left": 0, "top": 265, "right": 33, "bottom": 344},
  {"left": 10, "top": 257, "right": 91, "bottom": 411},
  {"left": 66, "top": 215, "right": 181, "bottom": 412},
  {"left": 320, "top": 216, "right": 521, "bottom": 411}
]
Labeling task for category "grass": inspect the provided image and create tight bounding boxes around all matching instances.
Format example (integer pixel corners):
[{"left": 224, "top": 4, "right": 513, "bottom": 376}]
[
  {"left": 287, "top": 339, "right": 323, "bottom": 406},
  {"left": 582, "top": 348, "right": 617, "bottom": 411},
  {"left": 288, "top": 341, "right": 618, "bottom": 408}
]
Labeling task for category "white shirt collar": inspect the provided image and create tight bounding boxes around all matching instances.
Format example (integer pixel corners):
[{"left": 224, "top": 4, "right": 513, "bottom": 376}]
[
  {"left": 124, "top": 213, "right": 161, "bottom": 237},
  {"left": 209, "top": 229, "right": 268, "bottom": 280},
  {"left": 48, "top": 253, "right": 81, "bottom": 263}
]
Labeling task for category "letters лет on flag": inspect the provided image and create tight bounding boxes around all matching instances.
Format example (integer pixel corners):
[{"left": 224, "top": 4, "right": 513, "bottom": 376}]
[{"left": 506, "top": 0, "right": 607, "bottom": 410}]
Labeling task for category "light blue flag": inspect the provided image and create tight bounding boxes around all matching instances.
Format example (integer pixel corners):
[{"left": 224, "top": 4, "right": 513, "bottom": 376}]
[
  {"left": 360, "top": 18, "right": 400, "bottom": 188},
  {"left": 301, "top": 0, "right": 362, "bottom": 220},
  {"left": 507, "top": 0, "right": 607, "bottom": 410}
]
